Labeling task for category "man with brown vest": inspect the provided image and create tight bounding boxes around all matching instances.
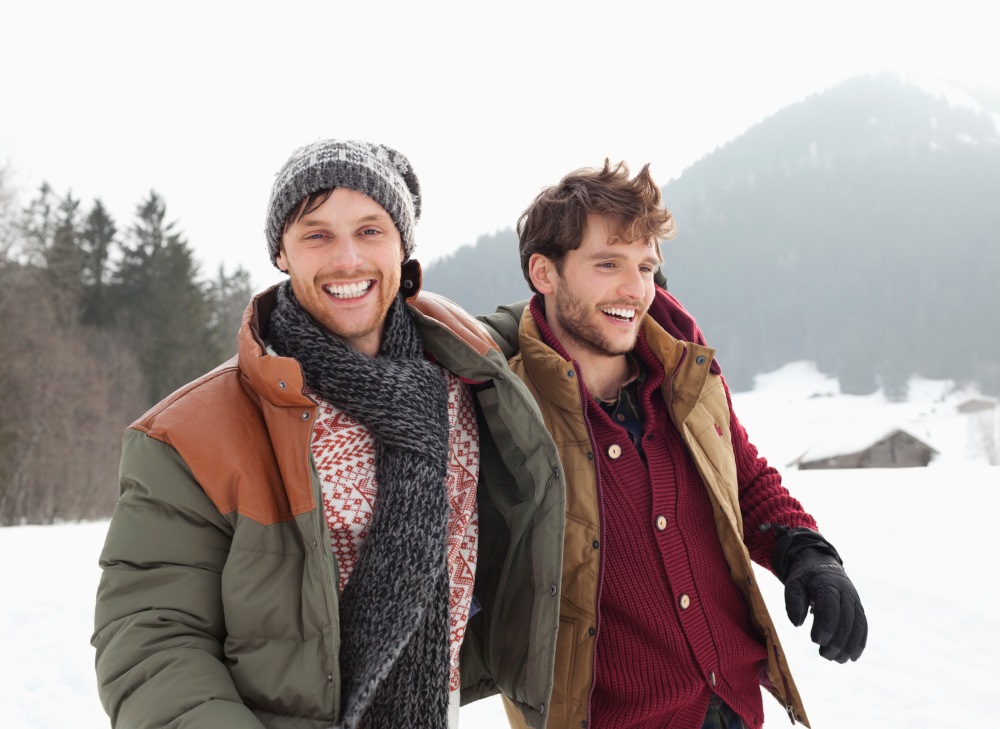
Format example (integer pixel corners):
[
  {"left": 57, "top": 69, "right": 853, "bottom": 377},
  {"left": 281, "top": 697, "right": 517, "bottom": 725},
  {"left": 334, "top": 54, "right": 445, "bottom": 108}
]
[{"left": 482, "top": 160, "right": 867, "bottom": 729}]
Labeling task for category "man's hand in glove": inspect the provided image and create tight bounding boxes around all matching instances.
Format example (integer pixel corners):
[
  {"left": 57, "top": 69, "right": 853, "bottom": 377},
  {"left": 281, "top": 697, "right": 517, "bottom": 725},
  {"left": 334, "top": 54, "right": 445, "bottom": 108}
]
[{"left": 771, "top": 527, "right": 868, "bottom": 663}]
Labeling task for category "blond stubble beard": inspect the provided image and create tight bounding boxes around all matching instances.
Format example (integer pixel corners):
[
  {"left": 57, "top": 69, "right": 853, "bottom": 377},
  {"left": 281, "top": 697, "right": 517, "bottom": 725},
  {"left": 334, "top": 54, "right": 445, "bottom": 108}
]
[{"left": 292, "top": 268, "right": 400, "bottom": 350}]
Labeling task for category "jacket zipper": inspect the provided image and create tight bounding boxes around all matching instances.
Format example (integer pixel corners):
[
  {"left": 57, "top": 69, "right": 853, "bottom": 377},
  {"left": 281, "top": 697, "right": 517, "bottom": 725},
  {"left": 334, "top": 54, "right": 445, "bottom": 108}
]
[
  {"left": 307, "top": 444, "right": 342, "bottom": 719},
  {"left": 773, "top": 644, "right": 797, "bottom": 724},
  {"left": 578, "top": 360, "right": 605, "bottom": 729},
  {"left": 671, "top": 354, "right": 799, "bottom": 724}
]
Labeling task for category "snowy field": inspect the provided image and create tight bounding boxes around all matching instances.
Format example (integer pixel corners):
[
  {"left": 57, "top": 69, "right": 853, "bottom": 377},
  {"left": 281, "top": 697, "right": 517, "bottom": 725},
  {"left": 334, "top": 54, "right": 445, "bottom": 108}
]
[{"left": 2, "top": 362, "right": 997, "bottom": 728}]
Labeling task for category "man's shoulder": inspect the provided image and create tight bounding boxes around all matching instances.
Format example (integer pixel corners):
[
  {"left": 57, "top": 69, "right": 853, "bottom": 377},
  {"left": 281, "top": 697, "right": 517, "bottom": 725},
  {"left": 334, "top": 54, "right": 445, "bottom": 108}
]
[
  {"left": 130, "top": 356, "right": 254, "bottom": 441},
  {"left": 475, "top": 300, "right": 530, "bottom": 360},
  {"left": 407, "top": 290, "right": 498, "bottom": 357}
]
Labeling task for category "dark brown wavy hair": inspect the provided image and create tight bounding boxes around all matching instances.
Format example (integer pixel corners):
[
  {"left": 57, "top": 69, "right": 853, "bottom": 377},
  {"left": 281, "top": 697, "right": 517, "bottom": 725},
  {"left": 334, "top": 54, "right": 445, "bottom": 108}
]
[{"left": 517, "top": 160, "right": 676, "bottom": 293}]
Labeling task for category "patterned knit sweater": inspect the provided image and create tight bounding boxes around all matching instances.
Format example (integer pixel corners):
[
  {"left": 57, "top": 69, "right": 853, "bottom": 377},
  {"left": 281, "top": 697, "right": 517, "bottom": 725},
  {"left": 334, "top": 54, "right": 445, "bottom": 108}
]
[{"left": 309, "top": 368, "right": 480, "bottom": 691}]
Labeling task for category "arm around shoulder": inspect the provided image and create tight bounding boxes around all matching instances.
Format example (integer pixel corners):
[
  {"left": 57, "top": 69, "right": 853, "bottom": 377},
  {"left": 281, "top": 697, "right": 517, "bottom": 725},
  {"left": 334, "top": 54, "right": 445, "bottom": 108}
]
[{"left": 477, "top": 300, "right": 529, "bottom": 360}]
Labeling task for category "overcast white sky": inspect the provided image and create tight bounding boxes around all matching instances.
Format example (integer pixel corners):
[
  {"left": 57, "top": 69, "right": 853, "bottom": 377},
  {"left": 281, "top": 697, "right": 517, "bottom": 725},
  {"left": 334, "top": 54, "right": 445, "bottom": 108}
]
[{"left": 2, "top": 0, "right": 997, "bottom": 290}]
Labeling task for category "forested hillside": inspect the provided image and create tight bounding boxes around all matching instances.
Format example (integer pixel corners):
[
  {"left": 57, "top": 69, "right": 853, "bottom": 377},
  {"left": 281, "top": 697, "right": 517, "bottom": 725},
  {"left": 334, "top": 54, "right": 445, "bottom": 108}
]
[
  {"left": 425, "top": 73, "right": 1000, "bottom": 397},
  {"left": 423, "top": 228, "right": 529, "bottom": 314},
  {"left": 0, "top": 177, "right": 252, "bottom": 524}
]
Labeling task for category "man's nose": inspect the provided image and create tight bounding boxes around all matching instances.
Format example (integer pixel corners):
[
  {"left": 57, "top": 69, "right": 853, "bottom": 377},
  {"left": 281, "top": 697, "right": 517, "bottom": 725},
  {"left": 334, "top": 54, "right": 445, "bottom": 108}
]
[
  {"left": 618, "top": 266, "right": 645, "bottom": 299},
  {"left": 330, "top": 237, "right": 364, "bottom": 268}
]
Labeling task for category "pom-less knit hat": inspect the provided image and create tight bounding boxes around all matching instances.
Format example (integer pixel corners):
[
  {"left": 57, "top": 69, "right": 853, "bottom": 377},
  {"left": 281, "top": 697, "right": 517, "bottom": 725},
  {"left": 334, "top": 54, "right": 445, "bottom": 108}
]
[{"left": 266, "top": 139, "right": 422, "bottom": 268}]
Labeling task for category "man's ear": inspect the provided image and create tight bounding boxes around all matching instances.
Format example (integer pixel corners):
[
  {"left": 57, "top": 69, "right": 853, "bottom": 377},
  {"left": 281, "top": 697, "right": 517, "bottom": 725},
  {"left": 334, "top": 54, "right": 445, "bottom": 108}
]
[
  {"left": 275, "top": 248, "right": 289, "bottom": 273},
  {"left": 528, "top": 253, "right": 557, "bottom": 294}
]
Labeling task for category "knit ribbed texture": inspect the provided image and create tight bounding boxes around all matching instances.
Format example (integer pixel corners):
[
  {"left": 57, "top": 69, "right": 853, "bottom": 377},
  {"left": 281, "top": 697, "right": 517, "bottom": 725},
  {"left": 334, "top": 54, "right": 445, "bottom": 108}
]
[
  {"left": 267, "top": 282, "right": 451, "bottom": 729},
  {"left": 266, "top": 139, "right": 421, "bottom": 266},
  {"left": 586, "top": 335, "right": 765, "bottom": 729},
  {"left": 725, "top": 380, "right": 818, "bottom": 568}
]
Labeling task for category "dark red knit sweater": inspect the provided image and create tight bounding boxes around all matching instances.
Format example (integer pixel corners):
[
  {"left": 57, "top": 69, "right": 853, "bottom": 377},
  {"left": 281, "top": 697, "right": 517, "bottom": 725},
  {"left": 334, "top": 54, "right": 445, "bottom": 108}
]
[{"left": 530, "top": 300, "right": 817, "bottom": 729}]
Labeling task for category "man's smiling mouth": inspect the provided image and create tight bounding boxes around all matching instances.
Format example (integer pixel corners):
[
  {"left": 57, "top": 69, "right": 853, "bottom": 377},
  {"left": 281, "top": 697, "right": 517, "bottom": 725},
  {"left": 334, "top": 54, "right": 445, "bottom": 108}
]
[
  {"left": 324, "top": 281, "right": 373, "bottom": 299},
  {"left": 601, "top": 306, "right": 636, "bottom": 321}
]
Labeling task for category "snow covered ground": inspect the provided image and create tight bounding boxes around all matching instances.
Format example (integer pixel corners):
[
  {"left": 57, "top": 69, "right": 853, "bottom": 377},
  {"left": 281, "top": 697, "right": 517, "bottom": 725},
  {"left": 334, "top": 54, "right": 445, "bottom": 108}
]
[{"left": 2, "top": 362, "right": 997, "bottom": 728}]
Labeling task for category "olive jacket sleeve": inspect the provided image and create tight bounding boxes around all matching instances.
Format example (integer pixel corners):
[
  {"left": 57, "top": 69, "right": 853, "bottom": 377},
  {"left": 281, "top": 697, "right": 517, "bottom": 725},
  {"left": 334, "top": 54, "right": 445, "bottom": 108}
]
[{"left": 92, "top": 429, "right": 264, "bottom": 729}]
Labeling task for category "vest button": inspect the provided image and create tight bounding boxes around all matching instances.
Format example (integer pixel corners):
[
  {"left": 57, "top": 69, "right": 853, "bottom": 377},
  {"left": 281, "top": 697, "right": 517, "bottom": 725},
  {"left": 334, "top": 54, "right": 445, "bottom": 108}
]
[
  {"left": 607, "top": 444, "right": 622, "bottom": 459},
  {"left": 679, "top": 593, "right": 691, "bottom": 609},
  {"left": 655, "top": 515, "right": 668, "bottom": 531},
  {"left": 588, "top": 627, "right": 596, "bottom": 636},
  {"left": 696, "top": 355, "right": 707, "bottom": 365}
]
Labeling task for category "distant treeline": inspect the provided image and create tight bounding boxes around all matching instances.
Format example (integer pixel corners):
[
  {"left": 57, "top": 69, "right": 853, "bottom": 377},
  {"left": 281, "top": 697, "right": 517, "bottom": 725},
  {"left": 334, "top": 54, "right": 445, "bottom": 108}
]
[{"left": 0, "top": 170, "right": 252, "bottom": 525}]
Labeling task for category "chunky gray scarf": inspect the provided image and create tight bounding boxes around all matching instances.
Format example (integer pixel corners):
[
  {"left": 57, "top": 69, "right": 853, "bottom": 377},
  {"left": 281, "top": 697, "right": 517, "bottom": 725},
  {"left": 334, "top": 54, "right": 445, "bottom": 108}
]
[{"left": 268, "top": 282, "right": 452, "bottom": 729}]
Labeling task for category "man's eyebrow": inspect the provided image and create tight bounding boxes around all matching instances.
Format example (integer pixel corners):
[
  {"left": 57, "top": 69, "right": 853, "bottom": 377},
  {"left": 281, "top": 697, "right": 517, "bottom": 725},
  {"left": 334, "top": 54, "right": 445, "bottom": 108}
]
[{"left": 586, "top": 251, "right": 660, "bottom": 266}]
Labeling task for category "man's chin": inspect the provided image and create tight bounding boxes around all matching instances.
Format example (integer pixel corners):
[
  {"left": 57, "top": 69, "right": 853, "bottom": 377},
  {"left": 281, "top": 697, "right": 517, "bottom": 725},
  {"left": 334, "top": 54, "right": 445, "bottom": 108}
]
[{"left": 580, "top": 338, "right": 637, "bottom": 359}]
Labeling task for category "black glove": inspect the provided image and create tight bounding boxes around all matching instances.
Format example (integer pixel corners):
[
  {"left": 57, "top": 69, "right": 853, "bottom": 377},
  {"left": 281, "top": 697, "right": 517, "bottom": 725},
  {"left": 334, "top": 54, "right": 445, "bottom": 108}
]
[{"left": 772, "top": 528, "right": 867, "bottom": 663}]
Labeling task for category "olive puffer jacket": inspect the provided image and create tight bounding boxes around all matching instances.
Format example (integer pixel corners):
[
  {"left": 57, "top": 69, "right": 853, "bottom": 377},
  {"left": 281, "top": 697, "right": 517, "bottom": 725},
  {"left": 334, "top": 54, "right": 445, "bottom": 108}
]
[{"left": 92, "top": 283, "right": 566, "bottom": 729}]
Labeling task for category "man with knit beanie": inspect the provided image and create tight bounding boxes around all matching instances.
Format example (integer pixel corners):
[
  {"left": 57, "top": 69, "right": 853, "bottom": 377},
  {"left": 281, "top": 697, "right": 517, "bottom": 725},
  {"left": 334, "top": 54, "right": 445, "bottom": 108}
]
[
  {"left": 481, "top": 160, "right": 868, "bottom": 729},
  {"left": 92, "top": 139, "right": 565, "bottom": 729}
]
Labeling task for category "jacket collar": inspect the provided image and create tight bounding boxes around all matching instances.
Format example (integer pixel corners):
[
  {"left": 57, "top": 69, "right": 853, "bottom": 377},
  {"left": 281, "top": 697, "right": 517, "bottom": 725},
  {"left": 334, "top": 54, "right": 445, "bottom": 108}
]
[
  {"left": 239, "top": 262, "right": 499, "bottom": 405},
  {"left": 517, "top": 294, "right": 718, "bottom": 425},
  {"left": 237, "top": 286, "right": 314, "bottom": 408}
]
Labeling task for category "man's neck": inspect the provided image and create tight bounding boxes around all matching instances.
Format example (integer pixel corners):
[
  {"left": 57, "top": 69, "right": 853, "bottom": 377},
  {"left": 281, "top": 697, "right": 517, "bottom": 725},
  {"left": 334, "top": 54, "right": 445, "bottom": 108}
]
[
  {"left": 531, "top": 297, "right": 635, "bottom": 402},
  {"left": 565, "top": 346, "right": 632, "bottom": 403}
]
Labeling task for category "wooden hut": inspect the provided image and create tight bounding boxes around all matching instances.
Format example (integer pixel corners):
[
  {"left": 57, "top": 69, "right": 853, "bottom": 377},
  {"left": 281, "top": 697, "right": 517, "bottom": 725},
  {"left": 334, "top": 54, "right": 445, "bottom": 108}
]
[{"left": 791, "top": 428, "right": 938, "bottom": 470}]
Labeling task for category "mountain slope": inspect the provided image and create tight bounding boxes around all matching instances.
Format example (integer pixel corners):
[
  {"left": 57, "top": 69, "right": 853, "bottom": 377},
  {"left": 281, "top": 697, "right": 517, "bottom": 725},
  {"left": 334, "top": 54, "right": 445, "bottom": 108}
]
[
  {"left": 425, "top": 73, "right": 1000, "bottom": 395},
  {"left": 661, "top": 72, "right": 1000, "bottom": 394}
]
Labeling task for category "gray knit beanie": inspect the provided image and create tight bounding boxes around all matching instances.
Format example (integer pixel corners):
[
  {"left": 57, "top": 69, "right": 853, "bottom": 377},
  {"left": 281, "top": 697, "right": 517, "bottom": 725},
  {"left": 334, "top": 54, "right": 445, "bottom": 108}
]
[{"left": 266, "top": 139, "right": 422, "bottom": 267}]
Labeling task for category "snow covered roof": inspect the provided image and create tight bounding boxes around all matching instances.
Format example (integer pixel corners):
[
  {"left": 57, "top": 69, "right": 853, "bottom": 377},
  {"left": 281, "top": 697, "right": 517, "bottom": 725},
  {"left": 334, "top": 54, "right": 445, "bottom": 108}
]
[{"left": 789, "top": 426, "right": 938, "bottom": 465}]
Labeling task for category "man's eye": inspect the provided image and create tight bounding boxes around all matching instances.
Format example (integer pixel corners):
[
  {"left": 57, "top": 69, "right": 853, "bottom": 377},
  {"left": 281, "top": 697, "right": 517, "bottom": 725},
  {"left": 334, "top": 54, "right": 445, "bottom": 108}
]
[{"left": 361, "top": 228, "right": 381, "bottom": 236}]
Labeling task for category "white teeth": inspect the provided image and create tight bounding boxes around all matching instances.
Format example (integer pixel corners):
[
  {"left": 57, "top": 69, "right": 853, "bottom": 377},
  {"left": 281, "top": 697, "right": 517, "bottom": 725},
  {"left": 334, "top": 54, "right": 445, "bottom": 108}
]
[
  {"left": 601, "top": 306, "right": 636, "bottom": 321},
  {"left": 325, "top": 281, "right": 372, "bottom": 299}
]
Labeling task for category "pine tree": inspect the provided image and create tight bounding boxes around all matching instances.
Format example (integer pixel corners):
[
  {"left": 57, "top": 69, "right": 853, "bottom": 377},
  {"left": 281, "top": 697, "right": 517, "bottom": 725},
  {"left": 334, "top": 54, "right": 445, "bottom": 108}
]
[
  {"left": 206, "top": 263, "right": 254, "bottom": 358},
  {"left": 79, "top": 199, "right": 117, "bottom": 325},
  {"left": 110, "top": 191, "right": 221, "bottom": 404},
  {"left": 45, "top": 190, "right": 86, "bottom": 325},
  {"left": 18, "top": 182, "right": 57, "bottom": 267}
]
